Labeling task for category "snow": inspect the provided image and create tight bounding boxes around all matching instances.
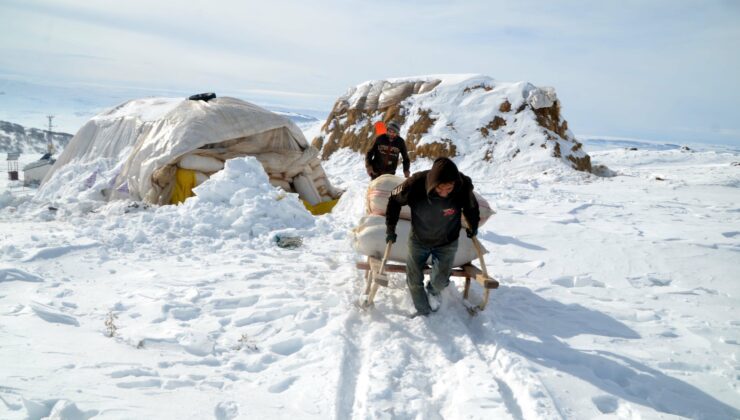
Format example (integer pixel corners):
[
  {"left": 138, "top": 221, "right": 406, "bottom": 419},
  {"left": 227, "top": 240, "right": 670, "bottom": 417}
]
[
  {"left": 1, "top": 132, "right": 739, "bottom": 419},
  {"left": 92, "top": 98, "right": 182, "bottom": 123}
]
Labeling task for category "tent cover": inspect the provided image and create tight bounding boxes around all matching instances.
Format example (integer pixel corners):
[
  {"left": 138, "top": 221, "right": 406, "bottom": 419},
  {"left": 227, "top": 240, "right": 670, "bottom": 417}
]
[{"left": 42, "top": 96, "right": 340, "bottom": 206}]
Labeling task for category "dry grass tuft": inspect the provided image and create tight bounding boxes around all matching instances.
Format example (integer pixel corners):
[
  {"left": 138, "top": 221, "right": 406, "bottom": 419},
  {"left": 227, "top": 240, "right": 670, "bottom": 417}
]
[
  {"left": 463, "top": 84, "right": 493, "bottom": 93},
  {"left": 478, "top": 116, "right": 507, "bottom": 138},
  {"left": 533, "top": 102, "right": 569, "bottom": 138},
  {"left": 414, "top": 138, "right": 457, "bottom": 159},
  {"left": 405, "top": 109, "right": 437, "bottom": 150}
]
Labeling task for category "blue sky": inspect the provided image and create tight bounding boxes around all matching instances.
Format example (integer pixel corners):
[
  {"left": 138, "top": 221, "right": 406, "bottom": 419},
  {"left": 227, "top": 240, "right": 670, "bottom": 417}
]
[{"left": 1, "top": 0, "right": 738, "bottom": 145}]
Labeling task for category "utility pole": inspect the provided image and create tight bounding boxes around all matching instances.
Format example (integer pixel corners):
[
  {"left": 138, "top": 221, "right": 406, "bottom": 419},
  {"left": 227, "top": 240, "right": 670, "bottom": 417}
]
[{"left": 46, "top": 115, "right": 55, "bottom": 155}]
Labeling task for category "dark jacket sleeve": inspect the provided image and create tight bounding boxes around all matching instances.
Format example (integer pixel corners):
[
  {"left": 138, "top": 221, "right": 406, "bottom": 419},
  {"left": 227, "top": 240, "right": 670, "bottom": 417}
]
[
  {"left": 365, "top": 140, "right": 377, "bottom": 170},
  {"left": 460, "top": 175, "right": 480, "bottom": 232},
  {"left": 400, "top": 139, "right": 410, "bottom": 172},
  {"left": 386, "top": 179, "right": 412, "bottom": 234}
]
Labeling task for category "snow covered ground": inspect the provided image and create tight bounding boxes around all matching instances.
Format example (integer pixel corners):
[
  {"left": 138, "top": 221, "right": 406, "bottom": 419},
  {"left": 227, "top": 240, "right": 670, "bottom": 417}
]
[{"left": 1, "top": 136, "right": 739, "bottom": 419}]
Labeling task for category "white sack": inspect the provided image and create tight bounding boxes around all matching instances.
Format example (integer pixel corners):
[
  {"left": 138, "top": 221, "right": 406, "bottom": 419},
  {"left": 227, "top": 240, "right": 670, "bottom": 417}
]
[
  {"left": 194, "top": 171, "right": 209, "bottom": 186},
  {"left": 178, "top": 154, "right": 224, "bottom": 173},
  {"left": 366, "top": 174, "right": 495, "bottom": 225},
  {"left": 269, "top": 178, "right": 292, "bottom": 191},
  {"left": 352, "top": 215, "right": 484, "bottom": 266},
  {"left": 293, "top": 174, "right": 321, "bottom": 205}
]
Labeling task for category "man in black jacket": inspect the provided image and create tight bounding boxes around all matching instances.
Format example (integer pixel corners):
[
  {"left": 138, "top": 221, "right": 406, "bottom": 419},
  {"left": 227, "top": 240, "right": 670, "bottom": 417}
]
[
  {"left": 386, "top": 157, "right": 480, "bottom": 315},
  {"left": 365, "top": 121, "right": 410, "bottom": 179}
]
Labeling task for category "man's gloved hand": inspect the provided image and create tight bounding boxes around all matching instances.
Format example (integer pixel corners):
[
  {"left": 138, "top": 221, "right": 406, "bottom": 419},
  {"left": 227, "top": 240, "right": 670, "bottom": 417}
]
[
  {"left": 366, "top": 167, "right": 376, "bottom": 177},
  {"left": 404, "top": 170, "right": 410, "bottom": 178},
  {"left": 386, "top": 232, "right": 397, "bottom": 243},
  {"left": 466, "top": 227, "right": 477, "bottom": 238}
]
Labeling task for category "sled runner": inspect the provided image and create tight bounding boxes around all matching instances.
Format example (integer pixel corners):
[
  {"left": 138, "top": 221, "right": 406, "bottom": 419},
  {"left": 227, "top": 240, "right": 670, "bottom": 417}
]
[{"left": 357, "top": 237, "right": 499, "bottom": 314}]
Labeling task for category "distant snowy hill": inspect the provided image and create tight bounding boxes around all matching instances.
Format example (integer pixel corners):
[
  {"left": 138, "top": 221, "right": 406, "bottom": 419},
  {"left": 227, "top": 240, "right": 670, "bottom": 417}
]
[
  {"left": 270, "top": 110, "right": 320, "bottom": 128},
  {"left": 312, "top": 74, "right": 592, "bottom": 176},
  {"left": 0, "top": 120, "right": 72, "bottom": 154}
]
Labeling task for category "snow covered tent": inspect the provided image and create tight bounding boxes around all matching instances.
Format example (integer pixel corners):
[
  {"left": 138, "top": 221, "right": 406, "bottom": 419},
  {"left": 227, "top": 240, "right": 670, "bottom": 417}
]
[{"left": 41, "top": 96, "right": 341, "bottom": 211}]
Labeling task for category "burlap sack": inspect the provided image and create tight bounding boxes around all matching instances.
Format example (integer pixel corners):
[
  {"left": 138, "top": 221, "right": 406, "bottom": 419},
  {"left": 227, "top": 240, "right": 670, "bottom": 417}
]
[
  {"left": 352, "top": 215, "right": 484, "bottom": 266},
  {"left": 366, "top": 174, "right": 494, "bottom": 225}
]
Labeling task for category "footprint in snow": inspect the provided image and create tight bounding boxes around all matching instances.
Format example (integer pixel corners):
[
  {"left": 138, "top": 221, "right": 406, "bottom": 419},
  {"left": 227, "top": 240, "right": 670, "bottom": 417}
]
[
  {"left": 161, "top": 303, "right": 201, "bottom": 321},
  {"left": 592, "top": 395, "right": 619, "bottom": 414},
  {"left": 269, "top": 337, "right": 304, "bottom": 356},
  {"left": 116, "top": 378, "right": 162, "bottom": 389},
  {"left": 267, "top": 376, "right": 298, "bottom": 393},
  {"left": 210, "top": 295, "right": 259, "bottom": 310},
  {"left": 163, "top": 379, "right": 196, "bottom": 389},
  {"left": 230, "top": 354, "right": 276, "bottom": 373},
  {"left": 214, "top": 401, "right": 239, "bottom": 420},
  {"left": 109, "top": 367, "right": 158, "bottom": 379}
]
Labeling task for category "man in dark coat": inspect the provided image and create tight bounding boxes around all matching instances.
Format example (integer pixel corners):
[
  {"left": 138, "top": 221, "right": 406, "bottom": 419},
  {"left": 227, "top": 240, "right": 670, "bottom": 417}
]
[
  {"left": 385, "top": 157, "right": 480, "bottom": 315},
  {"left": 365, "top": 121, "right": 410, "bottom": 180}
]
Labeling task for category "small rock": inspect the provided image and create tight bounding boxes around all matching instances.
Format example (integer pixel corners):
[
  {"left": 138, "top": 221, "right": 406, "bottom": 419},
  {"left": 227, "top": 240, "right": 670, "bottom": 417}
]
[{"left": 275, "top": 235, "right": 302, "bottom": 249}]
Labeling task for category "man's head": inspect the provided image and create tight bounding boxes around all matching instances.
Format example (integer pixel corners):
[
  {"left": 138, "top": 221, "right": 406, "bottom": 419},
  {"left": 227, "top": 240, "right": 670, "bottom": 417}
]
[
  {"left": 426, "top": 157, "right": 461, "bottom": 196},
  {"left": 387, "top": 122, "right": 400, "bottom": 138}
]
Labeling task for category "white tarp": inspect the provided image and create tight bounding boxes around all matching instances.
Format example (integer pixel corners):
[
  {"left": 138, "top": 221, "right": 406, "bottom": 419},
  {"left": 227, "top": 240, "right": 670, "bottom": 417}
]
[{"left": 42, "top": 96, "right": 340, "bottom": 205}]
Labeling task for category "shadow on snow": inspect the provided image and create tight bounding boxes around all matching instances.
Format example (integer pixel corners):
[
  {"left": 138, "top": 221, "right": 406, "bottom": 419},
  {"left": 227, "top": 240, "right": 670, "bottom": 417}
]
[{"left": 440, "top": 285, "right": 738, "bottom": 419}]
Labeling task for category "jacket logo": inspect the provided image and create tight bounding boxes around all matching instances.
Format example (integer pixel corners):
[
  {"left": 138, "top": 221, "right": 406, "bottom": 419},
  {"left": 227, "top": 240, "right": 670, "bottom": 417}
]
[
  {"left": 378, "top": 145, "right": 399, "bottom": 155},
  {"left": 442, "top": 208, "right": 456, "bottom": 216}
]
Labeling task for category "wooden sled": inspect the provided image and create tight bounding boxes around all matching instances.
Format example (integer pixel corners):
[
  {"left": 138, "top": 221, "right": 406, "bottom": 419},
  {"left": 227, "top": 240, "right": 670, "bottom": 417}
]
[{"left": 357, "top": 237, "right": 499, "bottom": 314}]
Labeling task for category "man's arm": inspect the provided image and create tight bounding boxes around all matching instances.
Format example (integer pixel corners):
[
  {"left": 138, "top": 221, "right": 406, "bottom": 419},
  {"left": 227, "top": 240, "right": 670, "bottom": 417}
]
[
  {"left": 365, "top": 141, "right": 377, "bottom": 176},
  {"left": 400, "top": 139, "right": 411, "bottom": 177},
  {"left": 460, "top": 176, "right": 480, "bottom": 236},
  {"left": 386, "top": 179, "right": 412, "bottom": 238}
]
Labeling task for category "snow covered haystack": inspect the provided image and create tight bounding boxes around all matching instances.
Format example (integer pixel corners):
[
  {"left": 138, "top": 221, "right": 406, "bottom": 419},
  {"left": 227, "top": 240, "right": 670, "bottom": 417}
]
[
  {"left": 39, "top": 96, "right": 341, "bottom": 206},
  {"left": 312, "top": 74, "right": 592, "bottom": 175}
]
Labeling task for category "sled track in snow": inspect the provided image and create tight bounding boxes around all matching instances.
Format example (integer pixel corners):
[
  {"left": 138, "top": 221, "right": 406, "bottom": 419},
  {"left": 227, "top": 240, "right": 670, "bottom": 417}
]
[
  {"left": 333, "top": 312, "right": 366, "bottom": 420},
  {"left": 462, "top": 310, "right": 563, "bottom": 419},
  {"left": 334, "top": 262, "right": 554, "bottom": 419}
]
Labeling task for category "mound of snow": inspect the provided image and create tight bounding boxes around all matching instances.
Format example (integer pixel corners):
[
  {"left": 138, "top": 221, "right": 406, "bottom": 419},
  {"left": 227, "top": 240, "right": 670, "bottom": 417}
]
[
  {"left": 312, "top": 74, "right": 592, "bottom": 181},
  {"left": 9, "top": 157, "right": 315, "bottom": 254}
]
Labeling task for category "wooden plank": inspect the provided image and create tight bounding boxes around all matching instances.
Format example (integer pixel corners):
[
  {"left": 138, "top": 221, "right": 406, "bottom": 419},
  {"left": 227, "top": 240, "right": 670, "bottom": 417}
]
[{"left": 462, "top": 264, "right": 499, "bottom": 289}]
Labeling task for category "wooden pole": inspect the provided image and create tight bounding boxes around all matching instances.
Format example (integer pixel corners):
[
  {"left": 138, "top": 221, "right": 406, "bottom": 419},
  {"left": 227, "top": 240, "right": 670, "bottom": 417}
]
[{"left": 367, "top": 242, "right": 392, "bottom": 306}]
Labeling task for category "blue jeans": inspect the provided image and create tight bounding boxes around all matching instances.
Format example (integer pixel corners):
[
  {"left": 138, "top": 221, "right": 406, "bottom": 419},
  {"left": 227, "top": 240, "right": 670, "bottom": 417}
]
[{"left": 406, "top": 235, "right": 459, "bottom": 314}]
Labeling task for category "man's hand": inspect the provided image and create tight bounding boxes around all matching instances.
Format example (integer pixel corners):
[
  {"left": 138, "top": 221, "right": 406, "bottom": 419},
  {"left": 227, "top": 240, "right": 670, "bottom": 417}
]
[
  {"left": 466, "top": 227, "right": 477, "bottom": 238},
  {"left": 404, "top": 170, "right": 410, "bottom": 178},
  {"left": 386, "top": 232, "right": 397, "bottom": 243}
]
